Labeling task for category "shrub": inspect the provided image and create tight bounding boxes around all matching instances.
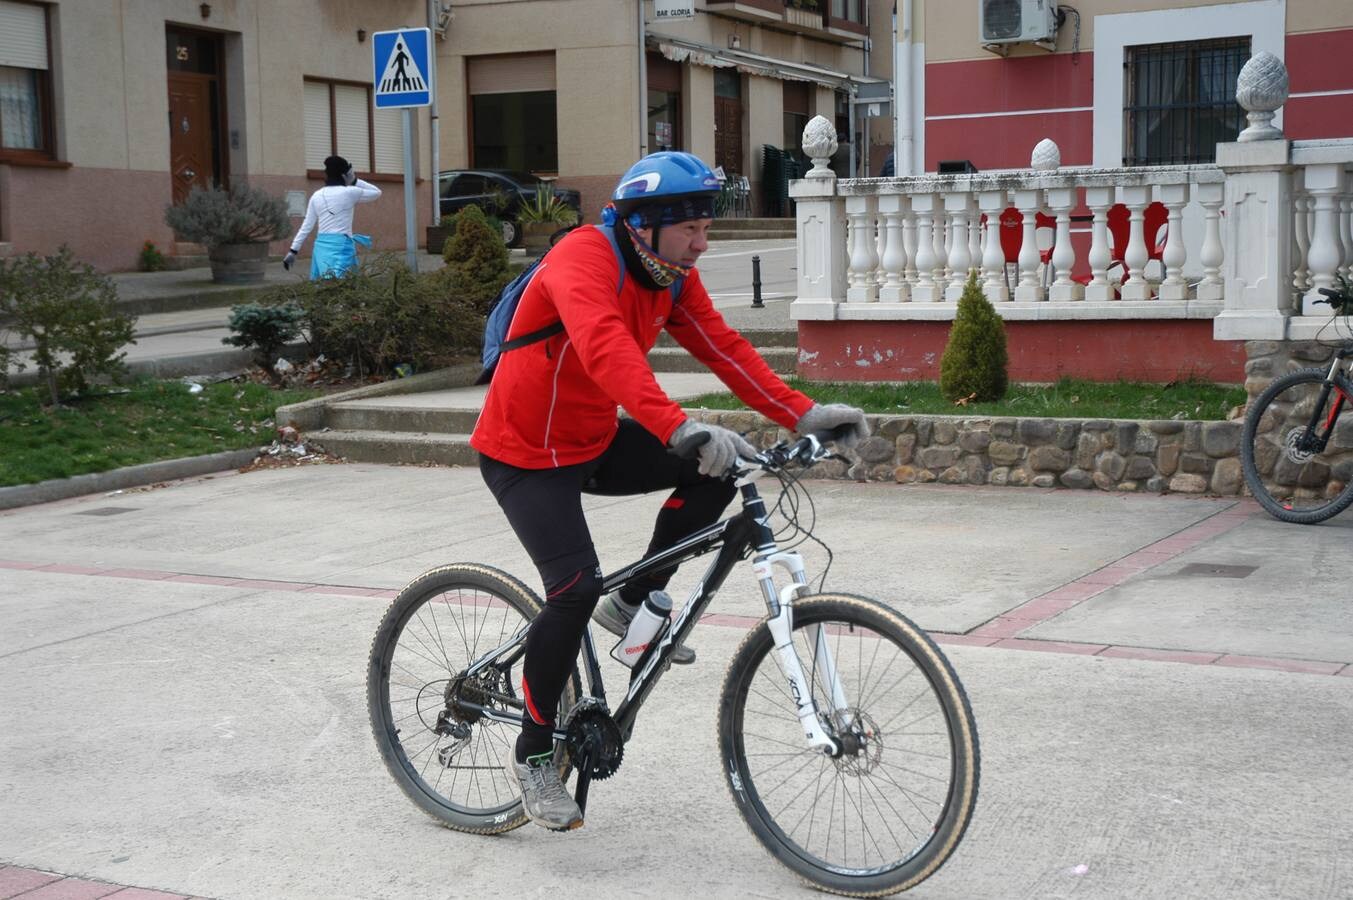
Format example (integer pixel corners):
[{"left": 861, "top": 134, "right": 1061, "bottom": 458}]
[
  {"left": 138, "top": 240, "right": 168, "bottom": 271},
  {"left": 516, "top": 184, "right": 579, "bottom": 226},
  {"left": 163, "top": 182, "right": 290, "bottom": 249},
  {"left": 222, "top": 303, "right": 304, "bottom": 381},
  {"left": 0, "top": 247, "right": 137, "bottom": 405},
  {"left": 442, "top": 203, "right": 511, "bottom": 314},
  {"left": 939, "top": 271, "right": 1008, "bottom": 403},
  {"left": 258, "top": 254, "right": 482, "bottom": 377}
]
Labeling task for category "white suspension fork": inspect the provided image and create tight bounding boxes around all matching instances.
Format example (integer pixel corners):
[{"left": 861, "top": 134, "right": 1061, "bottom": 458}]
[{"left": 754, "top": 551, "right": 848, "bottom": 755}]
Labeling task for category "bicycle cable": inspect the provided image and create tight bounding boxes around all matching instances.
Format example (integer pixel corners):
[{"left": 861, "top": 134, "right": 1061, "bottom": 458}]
[{"left": 765, "top": 457, "right": 835, "bottom": 592}]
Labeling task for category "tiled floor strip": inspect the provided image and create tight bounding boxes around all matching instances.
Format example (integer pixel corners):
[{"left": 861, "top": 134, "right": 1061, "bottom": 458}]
[
  {"left": 0, "top": 864, "right": 206, "bottom": 899},
  {"left": 2, "top": 501, "right": 1347, "bottom": 679}
]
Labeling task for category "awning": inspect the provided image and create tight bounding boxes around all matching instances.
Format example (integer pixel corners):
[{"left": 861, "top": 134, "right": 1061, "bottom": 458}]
[{"left": 649, "top": 33, "right": 886, "bottom": 92}]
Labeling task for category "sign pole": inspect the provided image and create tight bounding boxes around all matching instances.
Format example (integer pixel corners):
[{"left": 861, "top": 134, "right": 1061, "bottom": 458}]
[{"left": 402, "top": 108, "right": 417, "bottom": 271}]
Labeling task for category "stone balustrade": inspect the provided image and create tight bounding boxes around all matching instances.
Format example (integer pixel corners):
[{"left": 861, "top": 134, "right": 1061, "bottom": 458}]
[{"left": 790, "top": 50, "right": 1353, "bottom": 351}]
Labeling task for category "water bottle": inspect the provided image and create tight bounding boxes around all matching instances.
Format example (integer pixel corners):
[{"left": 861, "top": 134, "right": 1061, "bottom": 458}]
[{"left": 610, "top": 590, "right": 672, "bottom": 667}]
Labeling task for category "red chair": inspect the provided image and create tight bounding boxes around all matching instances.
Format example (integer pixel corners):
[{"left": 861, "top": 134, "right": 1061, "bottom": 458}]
[
  {"left": 1072, "top": 201, "right": 1168, "bottom": 290},
  {"left": 996, "top": 208, "right": 1057, "bottom": 291}
]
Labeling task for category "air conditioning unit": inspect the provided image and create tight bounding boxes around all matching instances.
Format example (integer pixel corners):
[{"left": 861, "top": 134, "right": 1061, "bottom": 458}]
[{"left": 980, "top": 0, "right": 1057, "bottom": 45}]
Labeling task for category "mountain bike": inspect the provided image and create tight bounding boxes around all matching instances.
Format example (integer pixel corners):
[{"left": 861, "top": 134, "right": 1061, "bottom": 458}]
[
  {"left": 367, "top": 432, "right": 979, "bottom": 896},
  {"left": 1240, "top": 286, "right": 1353, "bottom": 524}
]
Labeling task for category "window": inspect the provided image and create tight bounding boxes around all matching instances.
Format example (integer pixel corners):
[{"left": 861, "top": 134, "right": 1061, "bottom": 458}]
[
  {"left": 468, "top": 53, "right": 558, "bottom": 173},
  {"left": 0, "top": 0, "right": 54, "bottom": 159},
  {"left": 648, "top": 53, "right": 681, "bottom": 153},
  {"left": 782, "top": 80, "right": 810, "bottom": 164},
  {"left": 830, "top": 0, "right": 864, "bottom": 25},
  {"left": 1123, "top": 37, "right": 1250, "bottom": 166},
  {"left": 302, "top": 78, "right": 404, "bottom": 175}
]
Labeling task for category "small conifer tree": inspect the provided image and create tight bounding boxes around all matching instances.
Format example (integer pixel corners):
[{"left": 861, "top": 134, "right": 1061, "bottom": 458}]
[
  {"left": 939, "top": 271, "right": 1009, "bottom": 403},
  {"left": 443, "top": 204, "right": 510, "bottom": 314}
]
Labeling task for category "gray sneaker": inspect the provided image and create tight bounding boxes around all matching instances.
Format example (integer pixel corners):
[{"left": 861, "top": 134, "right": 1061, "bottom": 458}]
[
  {"left": 593, "top": 593, "right": 695, "bottom": 664},
  {"left": 509, "top": 752, "right": 583, "bottom": 831}
]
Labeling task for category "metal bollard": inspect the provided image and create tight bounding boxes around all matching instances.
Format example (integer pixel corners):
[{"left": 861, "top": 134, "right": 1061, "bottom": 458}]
[{"left": 751, "top": 255, "right": 763, "bottom": 308}]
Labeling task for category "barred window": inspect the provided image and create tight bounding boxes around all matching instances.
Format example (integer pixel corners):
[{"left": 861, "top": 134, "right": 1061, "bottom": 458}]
[{"left": 1123, "top": 37, "right": 1250, "bottom": 166}]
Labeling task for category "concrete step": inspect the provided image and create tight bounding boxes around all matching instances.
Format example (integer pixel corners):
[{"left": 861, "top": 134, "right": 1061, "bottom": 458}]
[
  {"left": 325, "top": 403, "right": 481, "bottom": 434},
  {"left": 647, "top": 345, "right": 797, "bottom": 374},
  {"left": 308, "top": 429, "right": 478, "bottom": 466},
  {"left": 654, "top": 328, "right": 797, "bottom": 349}
]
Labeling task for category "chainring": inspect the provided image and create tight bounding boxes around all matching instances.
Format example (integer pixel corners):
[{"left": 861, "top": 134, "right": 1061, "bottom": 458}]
[{"left": 564, "top": 703, "right": 625, "bottom": 780}]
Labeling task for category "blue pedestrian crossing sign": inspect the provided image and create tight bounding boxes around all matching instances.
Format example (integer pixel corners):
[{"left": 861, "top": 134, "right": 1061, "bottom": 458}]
[{"left": 372, "top": 28, "right": 432, "bottom": 109}]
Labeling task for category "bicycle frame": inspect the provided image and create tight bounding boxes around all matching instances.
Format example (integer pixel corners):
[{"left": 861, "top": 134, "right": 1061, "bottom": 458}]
[
  {"left": 455, "top": 476, "right": 850, "bottom": 758},
  {"left": 1299, "top": 348, "right": 1353, "bottom": 454}
]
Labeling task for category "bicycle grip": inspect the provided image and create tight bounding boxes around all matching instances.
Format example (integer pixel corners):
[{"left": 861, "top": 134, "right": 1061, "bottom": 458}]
[
  {"left": 813, "top": 423, "right": 860, "bottom": 446},
  {"left": 669, "top": 430, "right": 711, "bottom": 459}
]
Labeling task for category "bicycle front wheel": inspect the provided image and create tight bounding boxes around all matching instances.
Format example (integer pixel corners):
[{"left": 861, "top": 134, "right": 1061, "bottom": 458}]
[
  {"left": 1241, "top": 368, "right": 1353, "bottom": 524},
  {"left": 718, "top": 594, "right": 979, "bottom": 896},
  {"left": 366, "top": 563, "right": 578, "bottom": 834}
]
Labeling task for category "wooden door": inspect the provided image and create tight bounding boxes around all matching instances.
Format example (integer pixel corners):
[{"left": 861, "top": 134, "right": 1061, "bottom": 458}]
[
  {"left": 168, "top": 73, "right": 215, "bottom": 204},
  {"left": 714, "top": 96, "right": 743, "bottom": 175}
]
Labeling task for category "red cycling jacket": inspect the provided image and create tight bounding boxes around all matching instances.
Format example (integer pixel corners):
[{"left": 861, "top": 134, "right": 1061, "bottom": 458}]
[{"left": 471, "top": 225, "right": 813, "bottom": 469}]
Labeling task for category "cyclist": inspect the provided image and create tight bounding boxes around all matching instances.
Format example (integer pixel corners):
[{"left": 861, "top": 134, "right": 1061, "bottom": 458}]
[{"left": 469, "top": 151, "right": 869, "bottom": 831}]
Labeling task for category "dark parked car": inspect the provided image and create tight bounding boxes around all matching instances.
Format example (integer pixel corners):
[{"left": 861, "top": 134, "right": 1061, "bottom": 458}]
[{"left": 437, "top": 169, "right": 582, "bottom": 246}]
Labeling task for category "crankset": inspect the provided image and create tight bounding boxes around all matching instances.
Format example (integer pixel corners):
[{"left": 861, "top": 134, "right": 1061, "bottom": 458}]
[{"left": 562, "top": 699, "right": 625, "bottom": 816}]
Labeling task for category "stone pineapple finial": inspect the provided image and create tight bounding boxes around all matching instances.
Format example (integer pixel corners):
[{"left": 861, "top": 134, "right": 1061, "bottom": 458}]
[
  {"left": 802, "top": 115, "right": 838, "bottom": 178},
  {"left": 1236, "top": 51, "right": 1288, "bottom": 142},
  {"left": 1031, "top": 138, "right": 1061, "bottom": 171}
]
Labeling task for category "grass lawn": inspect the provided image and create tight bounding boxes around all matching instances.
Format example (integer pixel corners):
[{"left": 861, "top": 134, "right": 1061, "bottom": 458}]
[
  {"left": 0, "top": 379, "right": 320, "bottom": 487},
  {"left": 687, "top": 377, "right": 1247, "bottom": 422}
]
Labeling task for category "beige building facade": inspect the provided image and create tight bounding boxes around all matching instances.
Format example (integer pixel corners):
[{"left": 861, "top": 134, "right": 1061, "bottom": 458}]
[{"left": 0, "top": 0, "right": 439, "bottom": 271}]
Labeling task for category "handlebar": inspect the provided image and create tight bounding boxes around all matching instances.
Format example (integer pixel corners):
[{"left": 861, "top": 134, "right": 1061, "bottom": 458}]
[
  {"left": 1317, "top": 288, "right": 1353, "bottom": 314},
  {"left": 668, "top": 427, "right": 842, "bottom": 477}
]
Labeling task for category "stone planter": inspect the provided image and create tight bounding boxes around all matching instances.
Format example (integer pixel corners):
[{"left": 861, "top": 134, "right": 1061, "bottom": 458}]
[
  {"left": 521, "top": 222, "right": 556, "bottom": 255},
  {"left": 208, "top": 241, "right": 269, "bottom": 284},
  {"left": 425, "top": 225, "right": 450, "bottom": 255}
]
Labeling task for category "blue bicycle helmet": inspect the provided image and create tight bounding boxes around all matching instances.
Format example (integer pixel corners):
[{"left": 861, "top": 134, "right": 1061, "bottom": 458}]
[{"left": 604, "top": 151, "right": 722, "bottom": 229}]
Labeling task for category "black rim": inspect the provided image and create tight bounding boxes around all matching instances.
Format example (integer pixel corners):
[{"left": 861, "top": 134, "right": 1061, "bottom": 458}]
[
  {"left": 378, "top": 584, "right": 528, "bottom": 817},
  {"left": 730, "top": 608, "right": 960, "bottom": 879},
  {"left": 1246, "top": 375, "right": 1352, "bottom": 516}
]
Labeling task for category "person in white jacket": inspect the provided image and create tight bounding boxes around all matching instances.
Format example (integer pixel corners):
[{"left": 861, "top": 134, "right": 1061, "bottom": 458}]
[{"left": 284, "top": 155, "right": 381, "bottom": 278}]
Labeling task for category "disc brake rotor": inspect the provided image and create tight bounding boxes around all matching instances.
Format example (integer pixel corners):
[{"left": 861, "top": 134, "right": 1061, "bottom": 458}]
[
  {"left": 1283, "top": 426, "right": 1316, "bottom": 465},
  {"left": 830, "top": 708, "right": 883, "bottom": 776}
]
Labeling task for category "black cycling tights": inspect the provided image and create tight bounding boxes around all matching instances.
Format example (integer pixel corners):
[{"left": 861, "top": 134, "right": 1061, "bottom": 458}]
[{"left": 479, "top": 419, "right": 736, "bottom": 760}]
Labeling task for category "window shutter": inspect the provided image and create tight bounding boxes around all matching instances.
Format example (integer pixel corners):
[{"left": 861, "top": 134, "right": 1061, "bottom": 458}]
[
  {"left": 0, "top": 1, "right": 48, "bottom": 69},
  {"left": 334, "top": 83, "right": 371, "bottom": 171},
  {"left": 468, "top": 52, "right": 555, "bottom": 95},
  {"left": 373, "top": 107, "right": 403, "bottom": 174},
  {"left": 303, "top": 81, "right": 332, "bottom": 169}
]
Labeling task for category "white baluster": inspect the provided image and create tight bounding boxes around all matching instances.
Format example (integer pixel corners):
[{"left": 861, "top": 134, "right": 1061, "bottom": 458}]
[
  {"left": 1045, "top": 186, "right": 1081, "bottom": 302},
  {"left": 1302, "top": 163, "right": 1347, "bottom": 314},
  {"left": 845, "top": 194, "right": 879, "bottom": 303},
  {"left": 968, "top": 208, "right": 983, "bottom": 276},
  {"left": 1195, "top": 181, "right": 1225, "bottom": 303},
  {"left": 978, "top": 189, "right": 1009, "bottom": 302},
  {"left": 1293, "top": 191, "right": 1311, "bottom": 294},
  {"left": 1012, "top": 188, "right": 1044, "bottom": 301},
  {"left": 932, "top": 205, "right": 950, "bottom": 295},
  {"left": 1084, "top": 186, "right": 1115, "bottom": 301},
  {"left": 944, "top": 193, "right": 974, "bottom": 301},
  {"left": 1340, "top": 194, "right": 1353, "bottom": 281},
  {"left": 902, "top": 205, "right": 918, "bottom": 285},
  {"left": 1157, "top": 182, "right": 1190, "bottom": 301},
  {"left": 878, "top": 193, "right": 909, "bottom": 302},
  {"left": 910, "top": 193, "right": 941, "bottom": 302},
  {"left": 1118, "top": 184, "right": 1152, "bottom": 300},
  {"left": 874, "top": 212, "right": 887, "bottom": 286}
]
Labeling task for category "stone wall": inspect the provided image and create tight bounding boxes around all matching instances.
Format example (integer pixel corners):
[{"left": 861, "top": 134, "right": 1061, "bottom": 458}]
[
  {"left": 684, "top": 409, "right": 1247, "bottom": 496},
  {"left": 1244, "top": 340, "right": 1343, "bottom": 399}
]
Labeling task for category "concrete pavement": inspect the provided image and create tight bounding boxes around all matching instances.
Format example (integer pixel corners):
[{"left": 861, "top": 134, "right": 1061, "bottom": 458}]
[{"left": 1, "top": 463, "right": 1350, "bottom": 899}]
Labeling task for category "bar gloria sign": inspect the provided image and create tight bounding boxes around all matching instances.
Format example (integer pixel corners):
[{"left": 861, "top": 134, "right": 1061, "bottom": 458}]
[{"left": 654, "top": 0, "right": 695, "bottom": 20}]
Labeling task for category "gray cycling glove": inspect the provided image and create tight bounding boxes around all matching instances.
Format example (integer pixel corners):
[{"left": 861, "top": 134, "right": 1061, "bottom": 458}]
[
  {"left": 282, "top": 249, "right": 298, "bottom": 271},
  {"left": 669, "top": 419, "right": 758, "bottom": 478},
  {"left": 343, "top": 167, "right": 357, "bottom": 186},
  {"left": 795, "top": 402, "right": 871, "bottom": 449}
]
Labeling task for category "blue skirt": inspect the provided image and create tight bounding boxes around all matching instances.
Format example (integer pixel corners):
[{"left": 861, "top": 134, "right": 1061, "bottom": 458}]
[{"left": 311, "top": 233, "right": 372, "bottom": 279}]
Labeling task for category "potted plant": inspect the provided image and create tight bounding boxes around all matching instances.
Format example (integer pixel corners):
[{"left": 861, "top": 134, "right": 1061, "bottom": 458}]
[
  {"left": 517, "top": 184, "right": 580, "bottom": 254},
  {"left": 164, "top": 183, "right": 290, "bottom": 284}
]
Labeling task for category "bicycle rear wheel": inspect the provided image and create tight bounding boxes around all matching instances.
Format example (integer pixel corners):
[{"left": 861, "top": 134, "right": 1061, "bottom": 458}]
[
  {"left": 1241, "top": 368, "right": 1353, "bottom": 524},
  {"left": 366, "top": 563, "right": 578, "bottom": 833},
  {"left": 718, "top": 594, "right": 978, "bottom": 897}
]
